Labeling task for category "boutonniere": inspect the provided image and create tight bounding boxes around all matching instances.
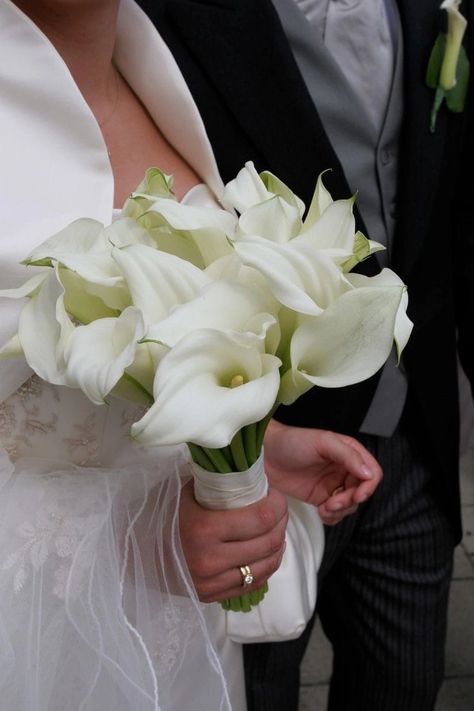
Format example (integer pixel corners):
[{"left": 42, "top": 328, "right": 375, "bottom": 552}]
[{"left": 426, "top": 0, "right": 470, "bottom": 133}]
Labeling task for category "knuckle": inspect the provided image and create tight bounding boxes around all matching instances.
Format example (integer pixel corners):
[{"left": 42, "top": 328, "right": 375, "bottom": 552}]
[
  {"left": 256, "top": 499, "right": 277, "bottom": 531},
  {"left": 267, "top": 529, "right": 285, "bottom": 556}
]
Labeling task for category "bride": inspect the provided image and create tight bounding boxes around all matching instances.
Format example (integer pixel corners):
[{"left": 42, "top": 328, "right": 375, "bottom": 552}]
[{"left": 0, "top": 1, "right": 382, "bottom": 709}]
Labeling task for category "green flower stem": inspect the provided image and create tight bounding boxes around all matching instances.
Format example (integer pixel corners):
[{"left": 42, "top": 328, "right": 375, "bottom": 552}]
[
  {"left": 242, "top": 423, "right": 258, "bottom": 466},
  {"left": 202, "top": 447, "right": 233, "bottom": 473},
  {"left": 230, "top": 430, "right": 249, "bottom": 471},
  {"left": 188, "top": 416, "right": 277, "bottom": 613},
  {"left": 121, "top": 372, "right": 154, "bottom": 405},
  {"left": 255, "top": 404, "right": 278, "bottom": 454},
  {"left": 430, "top": 86, "right": 446, "bottom": 133},
  {"left": 187, "top": 443, "right": 216, "bottom": 472}
]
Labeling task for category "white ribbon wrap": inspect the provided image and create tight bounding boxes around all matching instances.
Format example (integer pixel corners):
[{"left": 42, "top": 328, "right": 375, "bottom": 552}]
[
  {"left": 190, "top": 451, "right": 324, "bottom": 642},
  {"left": 192, "top": 453, "right": 268, "bottom": 510}
]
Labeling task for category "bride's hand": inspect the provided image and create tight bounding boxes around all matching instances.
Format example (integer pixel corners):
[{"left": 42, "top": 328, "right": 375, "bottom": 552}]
[
  {"left": 263, "top": 420, "right": 383, "bottom": 525},
  {"left": 179, "top": 481, "right": 288, "bottom": 603}
]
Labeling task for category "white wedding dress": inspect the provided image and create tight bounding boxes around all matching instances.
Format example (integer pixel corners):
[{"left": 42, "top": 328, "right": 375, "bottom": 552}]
[
  {"left": 0, "top": 1, "right": 244, "bottom": 709},
  {"left": 0, "top": 1, "right": 324, "bottom": 708}
]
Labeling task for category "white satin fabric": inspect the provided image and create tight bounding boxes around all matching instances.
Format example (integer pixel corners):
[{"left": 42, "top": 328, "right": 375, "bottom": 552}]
[
  {"left": 192, "top": 455, "right": 323, "bottom": 643},
  {"left": 0, "top": 1, "right": 241, "bottom": 709}
]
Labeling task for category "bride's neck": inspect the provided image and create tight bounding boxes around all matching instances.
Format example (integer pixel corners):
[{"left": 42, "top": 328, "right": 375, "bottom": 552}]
[{"left": 12, "top": 1, "right": 120, "bottom": 107}]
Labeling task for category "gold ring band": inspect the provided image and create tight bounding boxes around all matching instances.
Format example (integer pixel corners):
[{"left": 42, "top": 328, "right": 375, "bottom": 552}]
[{"left": 239, "top": 565, "right": 254, "bottom": 586}]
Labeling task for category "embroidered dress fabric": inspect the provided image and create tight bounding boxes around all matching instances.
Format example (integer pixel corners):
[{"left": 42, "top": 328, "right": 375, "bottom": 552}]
[{"left": 0, "top": 378, "right": 237, "bottom": 711}]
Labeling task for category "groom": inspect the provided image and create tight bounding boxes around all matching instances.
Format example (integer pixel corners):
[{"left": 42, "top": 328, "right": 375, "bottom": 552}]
[{"left": 138, "top": 0, "right": 474, "bottom": 709}]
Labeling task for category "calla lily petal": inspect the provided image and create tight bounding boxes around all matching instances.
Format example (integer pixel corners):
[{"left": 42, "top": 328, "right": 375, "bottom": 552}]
[
  {"left": 222, "top": 161, "right": 274, "bottom": 213},
  {"left": 143, "top": 279, "right": 278, "bottom": 348},
  {"left": 0, "top": 272, "right": 49, "bottom": 299},
  {"left": 112, "top": 244, "right": 210, "bottom": 326},
  {"left": 302, "top": 171, "right": 334, "bottom": 229},
  {"left": 440, "top": 0, "right": 467, "bottom": 90},
  {"left": 131, "top": 329, "right": 281, "bottom": 448},
  {"left": 25, "top": 219, "right": 106, "bottom": 266},
  {"left": 234, "top": 237, "right": 350, "bottom": 315},
  {"left": 278, "top": 280, "right": 409, "bottom": 404},
  {"left": 144, "top": 196, "right": 236, "bottom": 235},
  {"left": 237, "top": 196, "right": 302, "bottom": 243},
  {"left": 65, "top": 306, "right": 145, "bottom": 405},
  {"left": 260, "top": 170, "right": 306, "bottom": 216},
  {"left": 293, "top": 197, "right": 356, "bottom": 253},
  {"left": 18, "top": 270, "right": 73, "bottom": 385}
]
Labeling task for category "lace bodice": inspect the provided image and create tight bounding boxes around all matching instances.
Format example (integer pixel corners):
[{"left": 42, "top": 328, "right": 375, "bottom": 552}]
[{"left": 0, "top": 375, "right": 146, "bottom": 467}]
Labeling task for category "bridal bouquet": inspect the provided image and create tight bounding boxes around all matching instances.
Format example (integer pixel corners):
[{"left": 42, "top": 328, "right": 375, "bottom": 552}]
[{"left": 0, "top": 162, "right": 412, "bottom": 612}]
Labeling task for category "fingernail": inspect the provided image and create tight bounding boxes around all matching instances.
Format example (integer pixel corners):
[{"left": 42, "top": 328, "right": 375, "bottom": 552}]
[
  {"left": 331, "top": 502, "right": 344, "bottom": 511},
  {"left": 360, "top": 465, "right": 373, "bottom": 479}
]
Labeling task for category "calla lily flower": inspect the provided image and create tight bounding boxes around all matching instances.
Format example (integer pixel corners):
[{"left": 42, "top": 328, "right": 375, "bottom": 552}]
[
  {"left": 233, "top": 236, "right": 352, "bottom": 315},
  {"left": 131, "top": 329, "right": 281, "bottom": 448},
  {"left": 111, "top": 244, "right": 210, "bottom": 326},
  {"left": 25, "top": 218, "right": 137, "bottom": 311},
  {"left": 17, "top": 269, "right": 74, "bottom": 385},
  {"left": 222, "top": 161, "right": 305, "bottom": 217},
  {"left": 64, "top": 306, "right": 146, "bottom": 405},
  {"left": 440, "top": 0, "right": 467, "bottom": 90},
  {"left": 143, "top": 279, "right": 280, "bottom": 353},
  {"left": 136, "top": 196, "right": 236, "bottom": 267},
  {"left": 278, "top": 269, "right": 413, "bottom": 404}
]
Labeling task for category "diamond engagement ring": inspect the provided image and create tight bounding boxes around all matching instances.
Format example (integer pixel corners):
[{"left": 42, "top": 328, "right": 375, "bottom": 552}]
[{"left": 239, "top": 565, "right": 253, "bottom": 586}]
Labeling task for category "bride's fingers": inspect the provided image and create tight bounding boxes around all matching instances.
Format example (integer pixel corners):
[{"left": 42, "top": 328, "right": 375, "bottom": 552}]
[
  {"left": 179, "top": 482, "right": 290, "bottom": 597},
  {"left": 199, "top": 510, "right": 288, "bottom": 576},
  {"left": 195, "top": 542, "right": 286, "bottom": 603}
]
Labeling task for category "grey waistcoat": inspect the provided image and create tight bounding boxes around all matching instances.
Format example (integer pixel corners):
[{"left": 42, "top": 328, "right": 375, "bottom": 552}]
[{"left": 271, "top": 0, "right": 408, "bottom": 436}]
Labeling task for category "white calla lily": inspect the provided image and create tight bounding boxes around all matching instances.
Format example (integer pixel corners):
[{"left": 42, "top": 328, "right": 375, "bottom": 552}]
[
  {"left": 104, "top": 218, "right": 156, "bottom": 249},
  {"left": 138, "top": 198, "right": 235, "bottom": 267},
  {"left": 223, "top": 161, "right": 305, "bottom": 217},
  {"left": 17, "top": 269, "right": 74, "bottom": 385},
  {"left": 294, "top": 197, "right": 356, "bottom": 254},
  {"left": 143, "top": 279, "right": 280, "bottom": 351},
  {"left": 346, "top": 269, "right": 413, "bottom": 358},
  {"left": 278, "top": 275, "right": 412, "bottom": 404},
  {"left": 237, "top": 196, "right": 302, "bottom": 243},
  {"left": 65, "top": 306, "right": 145, "bottom": 405},
  {"left": 131, "top": 329, "right": 281, "bottom": 448},
  {"left": 59, "top": 268, "right": 122, "bottom": 323},
  {"left": 222, "top": 161, "right": 275, "bottom": 213},
  {"left": 301, "top": 171, "right": 334, "bottom": 228},
  {"left": 144, "top": 196, "right": 236, "bottom": 235},
  {"left": 234, "top": 236, "right": 351, "bottom": 315},
  {"left": 24, "top": 218, "right": 130, "bottom": 310},
  {"left": 440, "top": 0, "right": 467, "bottom": 90},
  {"left": 112, "top": 244, "right": 210, "bottom": 326},
  {"left": 25, "top": 219, "right": 106, "bottom": 266}
]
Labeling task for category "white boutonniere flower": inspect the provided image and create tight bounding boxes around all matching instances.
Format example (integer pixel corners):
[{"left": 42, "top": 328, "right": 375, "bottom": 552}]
[{"left": 426, "top": 0, "right": 470, "bottom": 132}]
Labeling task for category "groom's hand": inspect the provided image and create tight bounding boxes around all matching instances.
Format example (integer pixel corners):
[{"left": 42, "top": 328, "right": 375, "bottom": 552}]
[
  {"left": 264, "top": 420, "right": 383, "bottom": 525},
  {"left": 179, "top": 482, "right": 288, "bottom": 603}
]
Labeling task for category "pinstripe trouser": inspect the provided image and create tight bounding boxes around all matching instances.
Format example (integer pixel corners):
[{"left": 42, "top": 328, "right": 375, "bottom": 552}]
[{"left": 243, "top": 424, "right": 455, "bottom": 711}]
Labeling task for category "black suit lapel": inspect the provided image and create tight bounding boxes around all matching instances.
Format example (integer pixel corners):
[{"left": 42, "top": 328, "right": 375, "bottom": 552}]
[
  {"left": 156, "top": 0, "right": 354, "bottom": 203},
  {"left": 393, "top": 0, "right": 455, "bottom": 276},
  {"left": 142, "top": 0, "right": 459, "bottom": 281}
]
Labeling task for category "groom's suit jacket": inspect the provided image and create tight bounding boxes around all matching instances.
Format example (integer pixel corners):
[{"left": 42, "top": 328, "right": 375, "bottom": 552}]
[{"left": 138, "top": 0, "right": 474, "bottom": 541}]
